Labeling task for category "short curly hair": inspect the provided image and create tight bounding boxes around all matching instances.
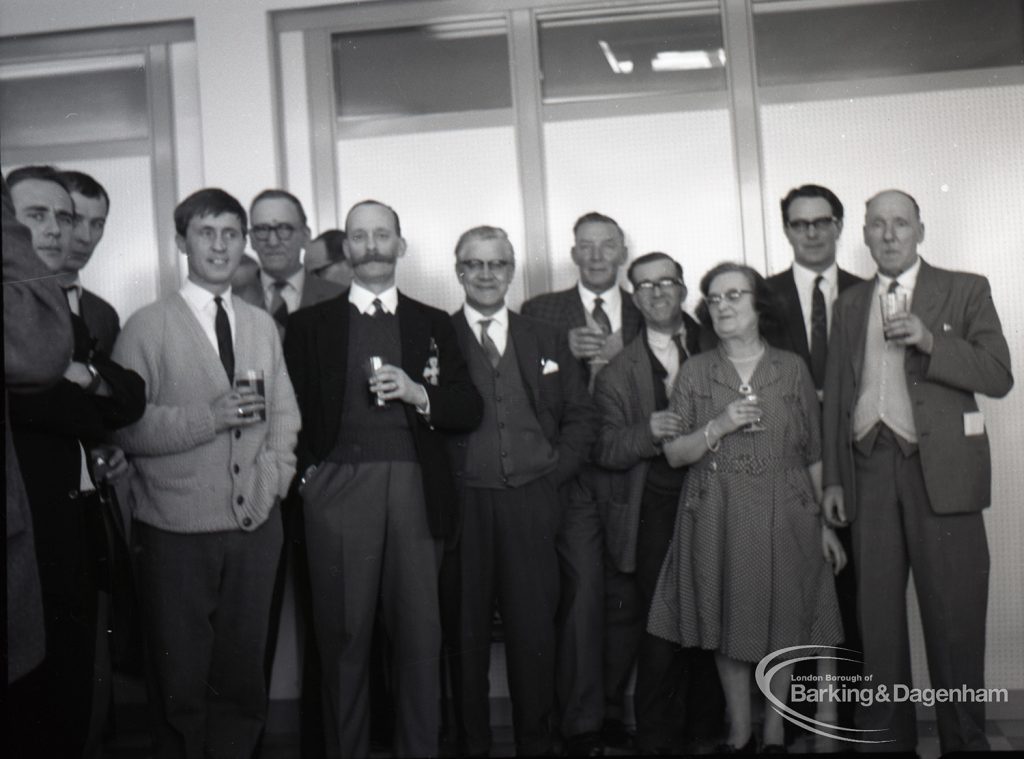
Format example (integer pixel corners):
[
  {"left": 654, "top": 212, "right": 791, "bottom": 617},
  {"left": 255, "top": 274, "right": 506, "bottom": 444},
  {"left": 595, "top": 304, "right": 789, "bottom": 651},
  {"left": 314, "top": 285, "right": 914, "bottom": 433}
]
[{"left": 696, "top": 261, "right": 782, "bottom": 338}]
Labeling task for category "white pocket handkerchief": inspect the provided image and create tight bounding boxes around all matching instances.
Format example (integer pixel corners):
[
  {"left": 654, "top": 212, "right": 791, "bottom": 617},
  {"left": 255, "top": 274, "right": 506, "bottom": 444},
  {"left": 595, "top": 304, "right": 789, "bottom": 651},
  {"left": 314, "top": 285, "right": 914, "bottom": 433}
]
[
  {"left": 943, "top": 323, "right": 953, "bottom": 333},
  {"left": 541, "top": 358, "right": 559, "bottom": 375},
  {"left": 964, "top": 411, "right": 985, "bottom": 437}
]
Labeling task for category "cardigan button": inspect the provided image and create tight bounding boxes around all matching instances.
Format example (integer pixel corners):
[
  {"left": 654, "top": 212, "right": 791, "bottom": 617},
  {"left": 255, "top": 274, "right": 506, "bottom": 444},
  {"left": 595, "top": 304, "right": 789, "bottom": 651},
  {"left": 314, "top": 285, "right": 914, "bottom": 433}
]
[
  {"left": 234, "top": 429, "right": 241, "bottom": 439},
  {"left": 242, "top": 517, "right": 252, "bottom": 528},
  {"left": 233, "top": 464, "right": 240, "bottom": 474},
  {"left": 236, "top": 495, "right": 244, "bottom": 505}
]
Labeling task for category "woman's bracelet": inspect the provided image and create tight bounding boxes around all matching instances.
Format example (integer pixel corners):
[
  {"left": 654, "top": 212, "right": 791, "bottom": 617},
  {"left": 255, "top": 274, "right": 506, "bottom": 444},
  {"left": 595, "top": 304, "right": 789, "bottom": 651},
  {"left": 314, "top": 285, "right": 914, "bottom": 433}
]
[{"left": 704, "top": 420, "right": 721, "bottom": 453}]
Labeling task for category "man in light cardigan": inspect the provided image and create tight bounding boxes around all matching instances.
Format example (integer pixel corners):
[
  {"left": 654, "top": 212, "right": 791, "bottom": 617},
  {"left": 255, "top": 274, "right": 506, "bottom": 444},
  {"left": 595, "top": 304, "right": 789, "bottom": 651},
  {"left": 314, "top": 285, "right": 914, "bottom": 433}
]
[{"left": 113, "top": 188, "right": 300, "bottom": 759}]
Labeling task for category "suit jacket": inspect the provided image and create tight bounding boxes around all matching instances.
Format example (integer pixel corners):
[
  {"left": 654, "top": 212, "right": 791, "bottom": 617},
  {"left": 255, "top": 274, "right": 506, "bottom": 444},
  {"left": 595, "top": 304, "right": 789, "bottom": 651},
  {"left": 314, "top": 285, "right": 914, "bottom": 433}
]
[
  {"left": 450, "top": 309, "right": 598, "bottom": 489},
  {"left": 822, "top": 259, "right": 1012, "bottom": 518},
  {"left": 284, "top": 290, "right": 484, "bottom": 538},
  {"left": 521, "top": 285, "right": 643, "bottom": 373},
  {"left": 79, "top": 288, "right": 121, "bottom": 357},
  {"left": 237, "top": 268, "right": 345, "bottom": 313},
  {"left": 4, "top": 179, "right": 74, "bottom": 682},
  {"left": 592, "top": 314, "right": 702, "bottom": 573},
  {"left": 765, "top": 266, "right": 863, "bottom": 369}
]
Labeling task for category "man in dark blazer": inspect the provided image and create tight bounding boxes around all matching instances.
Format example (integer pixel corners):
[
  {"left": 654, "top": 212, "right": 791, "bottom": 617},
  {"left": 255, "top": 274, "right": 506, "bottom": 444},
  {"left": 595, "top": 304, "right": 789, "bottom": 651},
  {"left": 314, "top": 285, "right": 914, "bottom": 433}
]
[
  {"left": 56, "top": 170, "right": 121, "bottom": 355},
  {"left": 592, "top": 252, "right": 721, "bottom": 754},
  {"left": 6, "top": 165, "right": 145, "bottom": 757},
  {"left": 284, "top": 200, "right": 483, "bottom": 758},
  {"left": 765, "top": 183, "right": 863, "bottom": 738},
  {"left": 449, "top": 225, "right": 597, "bottom": 756},
  {"left": 822, "top": 189, "right": 1012, "bottom": 755},
  {"left": 521, "top": 211, "right": 642, "bottom": 754}
]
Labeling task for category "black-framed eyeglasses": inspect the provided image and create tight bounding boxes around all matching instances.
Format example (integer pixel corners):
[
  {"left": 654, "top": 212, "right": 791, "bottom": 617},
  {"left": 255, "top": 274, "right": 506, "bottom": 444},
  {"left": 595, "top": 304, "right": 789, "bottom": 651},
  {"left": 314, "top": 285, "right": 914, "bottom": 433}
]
[
  {"left": 786, "top": 216, "right": 837, "bottom": 234},
  {"left": 458, "top": 259, "right": 513, "bottom": 275},
  {"left": 634, "top": 277, "right": 683, "bottom": 292},
  {"left": 705, "top": 289, "right": 753, "bottom": 306},
  {"left": 250, "top": 223, "right": 297, "bottom": 242}
]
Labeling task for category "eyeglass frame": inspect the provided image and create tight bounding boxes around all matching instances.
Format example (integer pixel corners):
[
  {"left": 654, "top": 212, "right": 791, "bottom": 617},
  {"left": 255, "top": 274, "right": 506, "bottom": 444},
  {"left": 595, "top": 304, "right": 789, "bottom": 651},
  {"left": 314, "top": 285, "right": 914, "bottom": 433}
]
[
  {"left": 705, "top": 288, "right": 754, "bottom": 306},
  {"left": 457, "top": 258, "right": 514, "bottom": 275},
  {"left": 250, "top": 222, "right": 298, "bottom": 242},
  {"left": 785, "top": 216, "right": 838, "bottom": 235},
  {"left": 633, "top": 277, "right": 684, "bottom": 293}
]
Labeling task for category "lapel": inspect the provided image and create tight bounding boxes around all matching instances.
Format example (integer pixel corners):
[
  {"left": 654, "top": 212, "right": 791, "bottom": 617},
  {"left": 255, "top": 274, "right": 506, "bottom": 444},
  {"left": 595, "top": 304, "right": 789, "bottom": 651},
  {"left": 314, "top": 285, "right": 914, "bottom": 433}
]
[
  {"left": 780, "top": 269, "right": 810, "bottom": 358},
  {"left": 397, "top": 292, "right": 430, "bottom": 388},
  {"left": 620, "top": 288, "right": 643, "bottom": 341},
  {"left": 451, "top": 309, "right": 474, "bottom": 356},
  {"left": 846, "top": 281, "right": 874, "bottom": 383},
  {"left": 909, "top": 259, "right": 944, "bottom": 327},
  {"left": 174, "top": 292, "right": 233, "bottom": 391},
  {"left": 627, "top": 336, "right": 657, "bottom": 420},
  {"left": 565, "top": 288, "right": 588, "bottom": 329},
  {"left": 509, "top": 312, "right": 540, "bottom": 411}
]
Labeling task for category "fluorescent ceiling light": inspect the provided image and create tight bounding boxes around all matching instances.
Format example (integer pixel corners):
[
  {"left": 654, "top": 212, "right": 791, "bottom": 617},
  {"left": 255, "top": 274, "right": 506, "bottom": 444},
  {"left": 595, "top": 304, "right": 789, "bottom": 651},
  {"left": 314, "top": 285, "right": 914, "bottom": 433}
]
[
  {"left": 425, "top": 18, "right": 506, "bottom": 40},
  {"left": 0, "top": 53, "right": 146, "bottom": 81},
  {"left": 651, "top": 48, "right": 726, "bottom": 71},
  {"left": 598, "top": 40, "right": 634, "bottom": 74}
]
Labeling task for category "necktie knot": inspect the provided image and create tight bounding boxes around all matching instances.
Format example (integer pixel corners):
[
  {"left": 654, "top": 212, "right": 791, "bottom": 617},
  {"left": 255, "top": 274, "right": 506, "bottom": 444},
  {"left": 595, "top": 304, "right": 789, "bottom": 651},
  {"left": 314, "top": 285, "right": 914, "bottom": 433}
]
[
  {"left": 371, "top": 297, "right": 385, "bottom": 317},
  {"left": 591, "top": 296, "right": 612, "bottom": 335},
  {"left": 269, "top": 280, "right": 289, "bottom": 326},
  {"left": 888, "top": 279, "right": 900, "bottom": 294}
]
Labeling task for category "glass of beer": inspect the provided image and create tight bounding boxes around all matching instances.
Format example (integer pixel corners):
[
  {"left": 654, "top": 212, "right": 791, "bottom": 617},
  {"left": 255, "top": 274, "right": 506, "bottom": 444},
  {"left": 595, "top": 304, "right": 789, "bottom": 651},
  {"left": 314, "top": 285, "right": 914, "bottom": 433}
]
[{"left": 234, "top": 369, "right": 266, "bottom": 420}]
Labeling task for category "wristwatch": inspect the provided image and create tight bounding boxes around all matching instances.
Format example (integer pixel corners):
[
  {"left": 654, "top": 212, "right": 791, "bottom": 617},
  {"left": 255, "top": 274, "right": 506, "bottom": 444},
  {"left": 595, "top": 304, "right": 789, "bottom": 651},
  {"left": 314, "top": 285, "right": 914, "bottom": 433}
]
[{"left": 84, "top": 362, "right": 102, "bottom": 394}]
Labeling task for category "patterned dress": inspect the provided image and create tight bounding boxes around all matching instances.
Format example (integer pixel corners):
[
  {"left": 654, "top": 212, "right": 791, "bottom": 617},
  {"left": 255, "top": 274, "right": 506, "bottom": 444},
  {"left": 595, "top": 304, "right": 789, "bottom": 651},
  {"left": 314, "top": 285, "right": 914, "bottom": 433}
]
[{"left": 647, "top": 345, "right": 843, "bottom": 663}]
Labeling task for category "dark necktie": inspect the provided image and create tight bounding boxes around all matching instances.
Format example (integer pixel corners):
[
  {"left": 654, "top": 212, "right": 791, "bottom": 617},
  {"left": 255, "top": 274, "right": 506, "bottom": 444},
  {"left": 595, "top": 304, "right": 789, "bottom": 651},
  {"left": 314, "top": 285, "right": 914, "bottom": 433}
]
[
  {"left": 214, "top": 295, "right": 234, "bottom": 381},
  {"left": 810, "top": 275, "right": 827, "bottom": 389},
  {"left": 592, "top": 296, "right": 612, "bottom": 335},
  {"left": 671, "top": 332, "right": 688, "bottom": 365},
  {"left": 888, "top": 279, "right": 900, "bottom": 295},
  {"left": 479, "top": 319, "right": 502, "bottom": 369},
  {"left": 371, "top": 297, "right": 385, "bottom": 317},
  {"left": 269, "top": 280, "right": 288, "bottom": 327}
]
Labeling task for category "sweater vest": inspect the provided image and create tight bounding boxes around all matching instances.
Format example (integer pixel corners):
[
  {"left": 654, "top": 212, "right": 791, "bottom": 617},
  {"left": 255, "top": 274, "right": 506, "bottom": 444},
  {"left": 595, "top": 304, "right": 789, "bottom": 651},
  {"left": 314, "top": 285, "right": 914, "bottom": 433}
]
[
  {"left": 328, "top": 306, "right": 417, "bottom": 463},
  {"left": 463, "top": 332, "right": 557, "bottom": 489}
]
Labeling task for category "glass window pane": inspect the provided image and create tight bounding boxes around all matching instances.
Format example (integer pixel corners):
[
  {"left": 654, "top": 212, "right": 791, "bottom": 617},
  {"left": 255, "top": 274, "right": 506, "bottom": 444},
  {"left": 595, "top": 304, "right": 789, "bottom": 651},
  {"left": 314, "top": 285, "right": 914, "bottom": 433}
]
[
  {"left": 538, "top": 3, "right": 726, "bottom": 103},
  {"left": 332, "top": 20, "right": 511, "bottom": 120},
  {"left": 0, "top": 55, "right": 149, "bottom": 148},
  {"left": 754, "top": 0, "right": 1024, "bottom": 87}
]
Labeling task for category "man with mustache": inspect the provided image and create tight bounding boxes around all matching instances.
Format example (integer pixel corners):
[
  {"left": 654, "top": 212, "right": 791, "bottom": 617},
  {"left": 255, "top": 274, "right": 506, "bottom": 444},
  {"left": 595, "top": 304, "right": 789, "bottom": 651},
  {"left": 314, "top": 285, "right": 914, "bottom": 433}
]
[{"left": 284, "top": 200, "right": 483, "bottom": 758}]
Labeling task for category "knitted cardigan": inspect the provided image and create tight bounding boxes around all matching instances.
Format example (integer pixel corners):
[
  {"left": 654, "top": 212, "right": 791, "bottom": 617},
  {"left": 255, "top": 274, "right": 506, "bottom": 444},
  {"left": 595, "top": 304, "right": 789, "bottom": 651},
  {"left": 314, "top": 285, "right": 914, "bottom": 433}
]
[{"left": 112, "top": 292, "right": 299, "bottom": 533}]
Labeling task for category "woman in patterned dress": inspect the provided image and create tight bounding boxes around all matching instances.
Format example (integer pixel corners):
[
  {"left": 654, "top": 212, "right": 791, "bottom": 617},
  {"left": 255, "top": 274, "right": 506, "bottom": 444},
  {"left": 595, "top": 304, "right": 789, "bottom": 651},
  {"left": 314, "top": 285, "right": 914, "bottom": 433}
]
[{"left": 647, "top": 262, "right": 846, "bottom": 753}]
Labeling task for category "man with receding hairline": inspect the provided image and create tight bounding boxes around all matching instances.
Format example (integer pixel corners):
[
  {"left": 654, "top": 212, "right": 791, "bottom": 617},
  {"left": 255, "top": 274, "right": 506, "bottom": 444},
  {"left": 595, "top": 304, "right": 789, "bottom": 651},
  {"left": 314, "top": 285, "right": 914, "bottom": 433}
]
[{"left": 822, "top": 189, "right": 1012, "bottom": 755}]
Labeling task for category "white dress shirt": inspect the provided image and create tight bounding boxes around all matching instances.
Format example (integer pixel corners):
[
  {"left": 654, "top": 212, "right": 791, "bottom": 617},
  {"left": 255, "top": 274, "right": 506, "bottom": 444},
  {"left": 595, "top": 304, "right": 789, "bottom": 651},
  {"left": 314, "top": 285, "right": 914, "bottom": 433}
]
[
  {"left": 180, "top": 279, "right": 235, "bottom": 354},
  {"left": 792, "top": 261, "right": 839, "bottom": 346},
  {"left": 463, "top": 303, "right": 509, "bottom": 356},
  {"left": 577, "top": 282, "right": 623, "bottom": 334},
  {"left": 349, "top": 281, "right": 399, "bottom": 314},
  {"left": 261, "top": 267, "right": 306, "bottom": 313},
  {"left": 646, "top": 325, "right": 688, "bottom": 393}
]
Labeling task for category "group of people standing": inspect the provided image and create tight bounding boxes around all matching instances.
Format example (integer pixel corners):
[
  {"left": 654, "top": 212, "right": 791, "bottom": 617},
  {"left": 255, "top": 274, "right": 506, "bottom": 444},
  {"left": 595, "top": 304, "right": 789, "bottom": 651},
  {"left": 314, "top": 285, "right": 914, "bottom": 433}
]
[{"left": 3, "top": 167, "right": 1012, "bottom": 759}]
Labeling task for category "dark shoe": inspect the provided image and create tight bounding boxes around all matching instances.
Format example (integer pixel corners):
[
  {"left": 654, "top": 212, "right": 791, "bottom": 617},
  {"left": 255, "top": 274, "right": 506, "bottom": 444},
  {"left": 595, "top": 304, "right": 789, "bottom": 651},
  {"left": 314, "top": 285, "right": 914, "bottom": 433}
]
[
  {"left": 565, "top": 731, "right": 604, "bottom": 756},
  {"left": 601, "top": 719, "right": 634, "bottom": 750},
  {"left": 714, "top": 735, "right": 756, "bottom": 754},
  {"left": 760, "top": 744, "right": 787, "bottom": 754}
]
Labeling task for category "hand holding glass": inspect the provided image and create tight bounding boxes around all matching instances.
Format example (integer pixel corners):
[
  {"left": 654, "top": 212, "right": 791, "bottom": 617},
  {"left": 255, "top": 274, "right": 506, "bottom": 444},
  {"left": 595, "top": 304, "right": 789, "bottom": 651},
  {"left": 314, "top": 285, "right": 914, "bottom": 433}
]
[
  {"left": 234, "top": 369, "right": 267, "bottom": 420},
  {"left": 364, "top": 356, "right": 387, "bottom": 407},
  {"left": 880, "top": 290, "right": 910, "bottom": 340}
]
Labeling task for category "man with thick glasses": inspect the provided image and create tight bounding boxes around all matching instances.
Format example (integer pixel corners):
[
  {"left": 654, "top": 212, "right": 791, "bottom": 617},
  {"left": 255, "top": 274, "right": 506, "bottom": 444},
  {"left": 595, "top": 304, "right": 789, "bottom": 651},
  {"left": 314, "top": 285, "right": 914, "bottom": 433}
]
[
  {"left": 242, "top": 189, "right": 344, "bottom": 335},
  {"left": 522, "top": 211, "right": 643, "bottom": 755},
  {"left": 592, "top": 252, "right": 722, "bottom": 754},
  {"left": 766, "top": 184, "right": 863, "bottom": 743},
  {"left": 448, "top": 225, "right": 596, "bottom": 756},
  {"left": 823, "top": 189, "right": 1012, "bottom": 755}
]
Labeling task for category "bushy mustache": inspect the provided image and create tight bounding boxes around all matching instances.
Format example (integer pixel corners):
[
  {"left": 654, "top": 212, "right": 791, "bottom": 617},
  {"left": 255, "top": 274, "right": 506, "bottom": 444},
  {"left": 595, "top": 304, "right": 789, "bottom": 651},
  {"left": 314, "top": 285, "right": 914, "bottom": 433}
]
[{"left": 353, "top": 251, "right": 396, "bottom": 265}]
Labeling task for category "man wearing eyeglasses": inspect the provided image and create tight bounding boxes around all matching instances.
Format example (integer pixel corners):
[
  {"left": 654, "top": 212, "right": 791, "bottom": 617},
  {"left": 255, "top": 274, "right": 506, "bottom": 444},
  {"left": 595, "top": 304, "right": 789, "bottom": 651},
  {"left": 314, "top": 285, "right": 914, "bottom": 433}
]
[
  {"left": 522, "top": 211, "right": 643, "bottom": 755},
  {"left": 447, "top": 225, "right": 597, "bottom": 756},
  {"left": 242, "top": 189, "right": 345, "bottom": 335},
  {"left": 766, "top": 184, "right": 863, "bottom": 741},
  {"left": 305, "top": 229, "right": 354, "bottom": 289},
  {"left": 823, "top": 189, "right": 1012, "bottom": 755},
  {"left": 592, "top": 253, "right": 721, "bottom": 754}
]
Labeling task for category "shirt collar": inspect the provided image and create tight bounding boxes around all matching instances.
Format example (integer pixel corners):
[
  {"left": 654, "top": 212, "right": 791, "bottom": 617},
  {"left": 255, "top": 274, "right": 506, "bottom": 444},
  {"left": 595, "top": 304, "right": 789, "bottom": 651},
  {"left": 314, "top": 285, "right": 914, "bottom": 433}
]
[
  {"left": 877, "top": 256, "right": 922, "bottom": 293},
  {"left": 577, "top": 281, "right": 621, "bottom": 313},
  {"left": 645, "top": 322, "right": 687, "bottom": 350},
  {"left": 181, "top": 278, "right": 233, "bottom": 313},
  {"left": 349, "top": 280, "right": 399, "bottom": 314},
  {"left": 463, "top": 303, "right": 509, "bottom": 333},
  {"left": 261, "top": 266, "right": 304, "bottom": 293},
  {"left": 792, "top": 260, "right": 838, "bottom": 291}
]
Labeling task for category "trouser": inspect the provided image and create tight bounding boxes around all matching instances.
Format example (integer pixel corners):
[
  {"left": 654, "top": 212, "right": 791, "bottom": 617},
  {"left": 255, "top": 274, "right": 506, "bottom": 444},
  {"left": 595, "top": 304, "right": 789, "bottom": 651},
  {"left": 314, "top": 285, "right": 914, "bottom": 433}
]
[
  {"left": 852, "top": 428, "right": 989, "bottom": 754},
  {"left": 457, "top": 477, "right": 561, "bottom": 756},
  {"left": 134, "top": 514, "right": 282, "bottom": 759},
  {"left": 303, "top": 461, "right": 442, "bottom": 759},
  {"left": 555, "top": 470, "right": 605, "bottom": 738}
]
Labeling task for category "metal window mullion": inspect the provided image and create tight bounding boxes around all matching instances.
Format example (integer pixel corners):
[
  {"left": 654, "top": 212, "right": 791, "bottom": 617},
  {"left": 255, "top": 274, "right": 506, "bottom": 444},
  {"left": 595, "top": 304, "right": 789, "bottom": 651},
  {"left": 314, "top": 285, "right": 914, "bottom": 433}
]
[
  {"left": 509, "top": 7, "right": 552, "bottom": 300},
  {"left": 305, "top": 28, "right": 340, "bottom": 234},
  {"left": 721, "top": 0, "right": 768, "bottom": 271},
  {"left": 146, "top": 42, "right": 182, "bottom": 298}
]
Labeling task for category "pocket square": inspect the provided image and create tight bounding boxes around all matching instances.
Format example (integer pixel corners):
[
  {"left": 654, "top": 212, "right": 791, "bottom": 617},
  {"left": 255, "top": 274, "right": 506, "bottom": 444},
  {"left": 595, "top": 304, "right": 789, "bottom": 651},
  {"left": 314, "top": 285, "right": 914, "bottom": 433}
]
[
  {"left": 943, "top": 323, "right": 953, "bottom": 332},
  {"left": 541, "top": 358, "right": 559, "bottom": 375}
]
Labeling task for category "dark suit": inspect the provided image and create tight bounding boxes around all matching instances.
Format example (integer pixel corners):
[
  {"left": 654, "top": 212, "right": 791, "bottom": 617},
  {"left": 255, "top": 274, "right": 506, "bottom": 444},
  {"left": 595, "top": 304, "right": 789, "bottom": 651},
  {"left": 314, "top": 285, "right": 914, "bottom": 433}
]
[
  {"left": 237, "top": 267, "right": 345, "bottom": 313},
  {"left": 521, "top": 285, "right": 642, "bottom": 740},
  {"left": 450, "top": 310, "right": 598, "bottom": 755},
  {"left": 765, "top": 264, "right": 863, "bottom": 737},
  {"left": 8, "top": 313, "right": 145, "bottom": 757},
  {"left": 823, "top": 259, "right": 1012, "bottom": 754},
  {"left": 79, "top": 288, "right": 121, "bottom": 357},
  {"left": 284, "top": 291, "right": 482, "bottom": 757}
]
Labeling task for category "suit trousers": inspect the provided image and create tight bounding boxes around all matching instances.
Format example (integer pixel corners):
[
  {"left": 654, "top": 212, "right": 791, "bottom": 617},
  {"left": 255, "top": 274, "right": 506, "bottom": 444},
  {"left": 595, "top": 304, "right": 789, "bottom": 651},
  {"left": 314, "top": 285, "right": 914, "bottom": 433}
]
[
  {"left": 134, "top": 515, "right": 282, "bottom": 759},
  {"left": 852, "top": 428, "right": 989, "bottom": 754},
  {"left": 303, "top": 461, "right": 442, "bottom": 759},
  {"left": 555, "top": 468, "right": 606, "bottom": 737},
  {"left": 633, "top": 484, "right": 723, "bottom": 751},
  {"left": 457, "top": 477, "right": 561, "bottom": 755}
]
